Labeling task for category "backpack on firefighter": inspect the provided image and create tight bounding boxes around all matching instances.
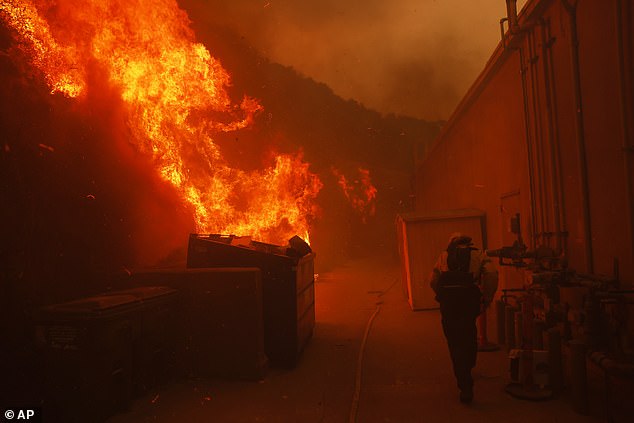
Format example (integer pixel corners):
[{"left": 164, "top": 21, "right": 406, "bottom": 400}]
[{"left": 435, "top": 242, "right": 482, "bottom": 319}]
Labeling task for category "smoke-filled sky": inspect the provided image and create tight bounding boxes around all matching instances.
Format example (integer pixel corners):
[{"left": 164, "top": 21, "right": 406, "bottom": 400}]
[{"left": 180, "top": 0, "right": 528, "bottom": 121}]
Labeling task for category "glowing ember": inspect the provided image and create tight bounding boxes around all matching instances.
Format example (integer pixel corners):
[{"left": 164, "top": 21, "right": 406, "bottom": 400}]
[
  {"left": 333, "top": 167, "right": 377, "bottom": 223},
  {"left": 0, "top": 0, "right": 322, "bottom": 245}
]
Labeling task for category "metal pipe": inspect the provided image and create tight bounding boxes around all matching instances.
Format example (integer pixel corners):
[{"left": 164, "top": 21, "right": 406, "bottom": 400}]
[
  {"left": 540, "top": 19, "right": 565, "bottom": 254},
  {"left": 596, "top": 289, "right": 634, "bottom": 296},
  {"left": 616, "top": 0, "right": 634, "bottom": 264},
  {"left": 589, "top": 350, "right": 634, "bottom": 376},
  {"left": 500, "top": 17, "right": 509, "bottom": 48},
  {"left": 514, "top": 310, "right": 524, "bottom": 349},
  {"left": 496, "top": 299, "right": 506, "bottom": 344},
  {"left": 528, "top": 28, "right": 549, "bottom": 247},
  {"left": 576, "top": 272, "right": 617, "bottom": 285},
  {"left": 561, "top": 0, "right": 594, "bottom": 274},
  {"left": 520, "top": 47, "right": 538, "bottom": 249},
  {"left": 506, "top": 0, "right": 521, "bottom": 33},
  {"left": 547, "top": 27, "right": 569, "bottom": 258},
  {"left": 505, "top": 305, "right": 517, "bottom": 350},
  {"left": 546, "top": 327, "right": 563, "bottom": 393},
  {"left": 533, "top": 319, "right": 546, "bottom": 350},
  {"left": 570, "top": 340, "right": 589, "bottom": 415}
]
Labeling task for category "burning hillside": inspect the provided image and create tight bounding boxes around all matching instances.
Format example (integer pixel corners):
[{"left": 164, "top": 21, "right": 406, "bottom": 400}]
[
  {"left": 0, "top": 0, "right": 439, "bottom": 289},
  {"left": 0, "top": 0, "right": 323, "bottom": 245}
]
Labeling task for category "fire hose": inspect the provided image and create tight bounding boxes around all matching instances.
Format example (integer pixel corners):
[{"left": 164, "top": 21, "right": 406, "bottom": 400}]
[
  {"left": 348, "top": 304, "right": 381, "bottom": 423},
  {"left": 348, "top": 277, "right": 398, "bottom": 423}
]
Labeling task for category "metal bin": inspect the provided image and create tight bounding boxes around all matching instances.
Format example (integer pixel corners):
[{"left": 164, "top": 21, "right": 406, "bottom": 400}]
[{"left": 186, "top": 234, "right": 315, "bottom": 367}]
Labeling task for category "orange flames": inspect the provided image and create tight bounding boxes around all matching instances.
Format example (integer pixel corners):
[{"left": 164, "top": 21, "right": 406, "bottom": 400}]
[
  {"left": 0, "top": 0, "right": 322, "bottom": 245},
  {"left": 333, "top": 167, "right": 377, "bottom": 222}
]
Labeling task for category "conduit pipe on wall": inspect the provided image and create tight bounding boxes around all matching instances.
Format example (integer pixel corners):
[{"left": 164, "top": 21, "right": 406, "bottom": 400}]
[
  {"left": 528, "top": 28, "right": 549, "bottom": 247},
  {"left": 540, "top": 19, "right": 566, "bottom": 256},
  {"left": 616, "top": 0, "right": 634, "bottom": 265},
  {"left": 561, "top": 0, "right": 594, "bottom": 274},
  {"left": 500, "top": 17, "right": 509, "bottom": 48},
  {"left": 514, "top": 5, "right": 565, "bottom": 253},
  {"left": 520, "top": 47, "right": 538, "bottom": 250},
  {"left": 506, "top": 0, "right": 521, "bottom": 33}
]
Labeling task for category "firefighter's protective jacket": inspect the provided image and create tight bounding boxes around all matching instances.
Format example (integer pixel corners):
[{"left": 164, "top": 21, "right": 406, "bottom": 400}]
[{"left": 430, "top": 247, "right": 498, "bottom": 306}]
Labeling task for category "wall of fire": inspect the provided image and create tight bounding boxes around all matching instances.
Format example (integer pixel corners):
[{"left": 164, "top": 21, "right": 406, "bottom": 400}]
[{"left": 414, "top": 0, "right": 633, "bottom": 414}]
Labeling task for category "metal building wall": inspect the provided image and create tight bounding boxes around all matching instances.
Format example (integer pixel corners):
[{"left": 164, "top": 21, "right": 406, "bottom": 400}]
[{"left": 415, "top": 0, "right": 634, "bottom": 289}]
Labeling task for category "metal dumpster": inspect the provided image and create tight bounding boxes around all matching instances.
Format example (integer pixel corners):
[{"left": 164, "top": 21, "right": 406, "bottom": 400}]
[
  {"left": 186, "top": 234, "right": 315, "bottom": 367},
  {"left": 35, "top": 286, "right": 178, "bottom": 422},
  {"left": 129, "top": 267, "right": 268, "bottom": 380},
  {"left": 118, "top": 286, "right": 181, "bottom": 393}
]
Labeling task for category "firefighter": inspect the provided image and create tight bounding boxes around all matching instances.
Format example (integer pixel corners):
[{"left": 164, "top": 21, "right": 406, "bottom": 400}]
[{"left": 430, "top": 233, "right": 498, "bottom": 403}]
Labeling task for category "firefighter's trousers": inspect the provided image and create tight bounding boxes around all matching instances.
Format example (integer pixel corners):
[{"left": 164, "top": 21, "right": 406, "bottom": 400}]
[{"left": 441, "top": 315, "right": 477, "bottom": 392}]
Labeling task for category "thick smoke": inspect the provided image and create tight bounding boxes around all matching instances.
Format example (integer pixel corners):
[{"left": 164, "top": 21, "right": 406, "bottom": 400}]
[{"left": 180, "top": 0, "right": 527, "bottom": 121}]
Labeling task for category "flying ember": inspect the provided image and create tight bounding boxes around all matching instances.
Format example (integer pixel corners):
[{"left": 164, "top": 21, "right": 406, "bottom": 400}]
[{"left": 0, "top": 0, "right": 322, "bottom": 245}]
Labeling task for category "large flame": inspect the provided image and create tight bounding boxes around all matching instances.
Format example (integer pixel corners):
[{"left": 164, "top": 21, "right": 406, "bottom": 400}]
[{"left": 0, "top": 0, "right": 322, "bottom": 245}]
